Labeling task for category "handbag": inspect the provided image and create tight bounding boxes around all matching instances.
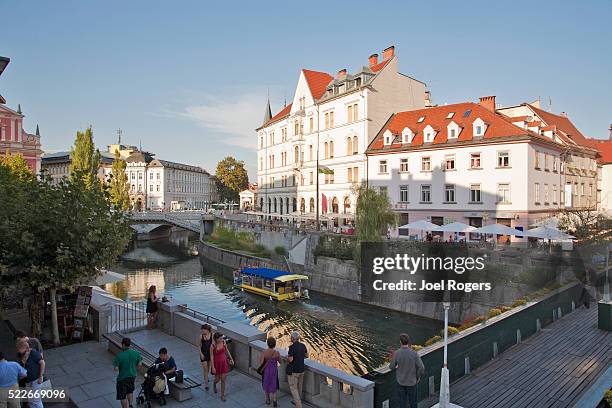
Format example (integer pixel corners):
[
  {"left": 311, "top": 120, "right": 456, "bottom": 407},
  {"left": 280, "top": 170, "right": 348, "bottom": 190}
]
[{"left": 175, "top": 370, "right": 184, "bottom": 383}]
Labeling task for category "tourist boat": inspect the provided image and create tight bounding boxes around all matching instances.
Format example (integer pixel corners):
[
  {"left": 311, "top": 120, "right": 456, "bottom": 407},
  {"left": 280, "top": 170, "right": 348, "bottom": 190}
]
[{"left": 233, "top": 267, "right": 309, "bottom": 301}]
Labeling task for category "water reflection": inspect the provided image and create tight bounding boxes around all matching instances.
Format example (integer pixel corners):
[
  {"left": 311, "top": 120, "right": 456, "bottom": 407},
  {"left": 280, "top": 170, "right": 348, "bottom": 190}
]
[{"left": 109, "top": 230, "right": 442, "bottom": 376}]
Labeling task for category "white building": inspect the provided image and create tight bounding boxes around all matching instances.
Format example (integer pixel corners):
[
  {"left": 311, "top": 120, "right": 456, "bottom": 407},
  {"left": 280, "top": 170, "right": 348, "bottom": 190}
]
[
  {"left": 42, "top": 150, "right": 115, "bottom": 185},
  {"left": 255, "top": 45, "right": 427, "bottom": 226},
  {"left": 366, "top": 97, "right": 600, "bottom": 240},
  {"left": 239, "top": 184, "right": 257, "bottom": 210}
]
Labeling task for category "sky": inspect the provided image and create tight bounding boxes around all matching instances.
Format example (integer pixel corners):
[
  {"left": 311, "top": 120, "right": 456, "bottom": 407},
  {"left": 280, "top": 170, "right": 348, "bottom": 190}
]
[{"left": 2, "top": 0, "right": 611, "bottom": 180}]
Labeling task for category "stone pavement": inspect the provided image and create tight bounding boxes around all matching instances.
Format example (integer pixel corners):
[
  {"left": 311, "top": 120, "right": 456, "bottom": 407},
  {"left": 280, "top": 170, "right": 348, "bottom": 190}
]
[{"left": 44, "top": 329, "right": 293, "bottom": 408}]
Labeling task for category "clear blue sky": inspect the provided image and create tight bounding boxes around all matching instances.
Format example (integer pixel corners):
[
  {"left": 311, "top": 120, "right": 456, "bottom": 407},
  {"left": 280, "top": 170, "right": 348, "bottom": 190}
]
[{"left": 2, "top": 0, "right": 611, "bottom": 179}]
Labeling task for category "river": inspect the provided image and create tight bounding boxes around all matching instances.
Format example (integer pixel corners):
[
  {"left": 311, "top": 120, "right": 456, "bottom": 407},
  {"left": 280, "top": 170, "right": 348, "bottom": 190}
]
[{"left": 107, "top": 230, "right": 442, "bottom": 376}]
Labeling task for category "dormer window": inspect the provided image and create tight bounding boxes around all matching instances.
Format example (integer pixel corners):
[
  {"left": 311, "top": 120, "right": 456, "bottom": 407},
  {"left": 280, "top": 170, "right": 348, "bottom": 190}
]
[
  {"left": 383, "top": 129, "right": 393, "bottom": 146},
  {"left": 401, "top": 127, "right": 414, "bottom": 144},
  {"left": 423, "top": 125, "right": 435, "bottom": 143},
  {"left": 473, "top": 118, "right": 486, "bottom": 137},
  {"left": 417, "top": 116, "right": 425, "bottom": 123},
  {"left": 447, "top": 121, "right": 460, "bottom": 139},
  {"left": 355, "top": 77, "right": 362, "bottom": 87},
  {"left": 446, "top": 112, "right": 455, "bottom": 119}
]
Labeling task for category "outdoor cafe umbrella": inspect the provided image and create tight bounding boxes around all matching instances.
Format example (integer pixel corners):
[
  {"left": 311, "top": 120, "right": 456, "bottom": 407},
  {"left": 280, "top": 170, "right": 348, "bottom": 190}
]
[
  {"left": 473, "top": 223, "right": 525, "bottom": 236},
  {"left": 524, "top": 226, "right": 575, "bottom": 240},
  {"left": 398, "top": 219, "right": 438, "bottom": 231},
  {"left": 432, "top": 222, "right": 477, "bottom": 233}
]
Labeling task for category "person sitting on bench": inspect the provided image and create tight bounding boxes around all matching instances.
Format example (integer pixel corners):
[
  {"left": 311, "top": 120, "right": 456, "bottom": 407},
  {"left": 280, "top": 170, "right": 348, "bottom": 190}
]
[{"left": 155, "top": 348, "right": 177, "bottom": 380}]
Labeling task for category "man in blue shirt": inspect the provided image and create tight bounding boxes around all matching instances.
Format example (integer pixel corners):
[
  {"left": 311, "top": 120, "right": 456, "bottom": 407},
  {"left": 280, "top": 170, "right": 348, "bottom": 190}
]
[
  {"left": 0, "top": 350, "right": 27, "bottom": 408},
  {"left": 154, "top": 348, "right": 177, "bottom": 380}
]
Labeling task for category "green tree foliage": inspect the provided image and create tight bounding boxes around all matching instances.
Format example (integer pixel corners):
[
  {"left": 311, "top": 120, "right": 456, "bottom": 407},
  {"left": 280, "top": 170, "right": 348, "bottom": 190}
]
[
  {"left": 0, "top": 160, "right": 131, "bottom": 343},
  {"left": 354, "top": 184, "right": 397, "bottom": 243},
  {"left": 70, "top": 126, "right": 101, "bottom": 189},
  {"left": 215, "top": 156, "right": 248, "bottom": 202},
  {"left": 108, "top": 151, "right": 131, "bottom": 211},
  {"left": 0, "top": 150, "right": 34, "bottom": 182}
]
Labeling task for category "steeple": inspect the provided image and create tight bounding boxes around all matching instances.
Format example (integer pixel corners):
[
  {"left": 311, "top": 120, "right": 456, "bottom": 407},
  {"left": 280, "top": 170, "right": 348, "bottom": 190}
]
[
  {"left": 17, "top": 104, "right": 21, "bottom": 114},
  {"left": 35, "top": 124, "right": 40, "bottom": 136},
  {"left": 263, "top": 97, "right": 272, "bottom": 125}
]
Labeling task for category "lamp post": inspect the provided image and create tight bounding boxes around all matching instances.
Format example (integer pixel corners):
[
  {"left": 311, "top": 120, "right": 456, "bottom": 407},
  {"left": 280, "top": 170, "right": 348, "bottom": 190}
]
[{"left": 605, "top": 243, "right": 611, "bottom": 302}]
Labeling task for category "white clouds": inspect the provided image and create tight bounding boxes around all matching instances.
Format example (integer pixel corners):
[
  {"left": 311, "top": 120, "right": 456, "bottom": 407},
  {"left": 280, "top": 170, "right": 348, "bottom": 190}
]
[{"left": 175, "top": 92, "right": 267, "bottom": 150}]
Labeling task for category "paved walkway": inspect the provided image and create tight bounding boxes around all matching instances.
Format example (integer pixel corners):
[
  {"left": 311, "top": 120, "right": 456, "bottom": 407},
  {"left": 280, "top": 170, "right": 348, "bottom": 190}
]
[
  {"left": 423, "top": 305, "right": 611, "bottom": 408},
  {"left": 44, "top": 329, "right": 292, "bottom": 408}
]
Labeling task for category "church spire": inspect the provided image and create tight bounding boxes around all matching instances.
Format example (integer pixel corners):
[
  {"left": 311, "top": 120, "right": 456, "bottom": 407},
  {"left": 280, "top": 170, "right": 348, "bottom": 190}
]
[
  {"left": 17, "top": 104, "right": 22, "bottom": 114},
  {"left": 35, "top": 124, "right": 40, "bottom": 136},
  {"left": 263, "top": 96, "right": 272, "bottom": 125}
]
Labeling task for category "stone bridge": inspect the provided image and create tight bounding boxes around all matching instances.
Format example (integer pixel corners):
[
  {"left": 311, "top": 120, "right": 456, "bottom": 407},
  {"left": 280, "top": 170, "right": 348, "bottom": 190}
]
[{"left": 130, "top": 211, "right": 215, "bottom": 236}]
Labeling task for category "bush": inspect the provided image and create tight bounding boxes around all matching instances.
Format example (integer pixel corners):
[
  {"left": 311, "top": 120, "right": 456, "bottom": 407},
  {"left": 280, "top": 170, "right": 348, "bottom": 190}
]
[
  {"left": 209, "top": 227, "right": 270, "bottom": 258},
  {"left": 605, "top": 390, "right": 612, "bottom": 407},
  {"left": 411, "top": 345, "right": 423, "bottom": 351},
  {"left": 274, "top": 246, "right": 287, "bottom": 256},
  {"left": 512, "top": 298, "right": 527, "bottom": 307},
  {"left": 314, "top": 235, "right": 356, "bottom": 261},
  {"left": 488, "top": 308, "right": 502, "bottom": 318},
  {"left": 424, "top": 335, "right": 442, "bottom": 346},
  {"left": 439, "top": 326, "right": 459, "bottom": 337},
  {"left": 499, "top": 306, "right": 512, "bottom": 313}
]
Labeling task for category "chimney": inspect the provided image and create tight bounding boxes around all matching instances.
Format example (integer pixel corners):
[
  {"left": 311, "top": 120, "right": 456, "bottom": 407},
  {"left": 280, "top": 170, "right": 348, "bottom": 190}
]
[
  {"left": 382, "top": 45, "right": 395, "bottom": 61},
  {"left": 424, "top": 91, "right": 432, "bottom": 108},
  {"left": 369, "top": 53, "right": 379, "bottom": 68},
  {"left": 609, "top": 124, "right": 612, "bottom": 141},
  {"left": 479, "top": 95, "right": 496, "bottom": 111},
  {"left": 336, "top": 69, "right": 347, "bottom": 79}
]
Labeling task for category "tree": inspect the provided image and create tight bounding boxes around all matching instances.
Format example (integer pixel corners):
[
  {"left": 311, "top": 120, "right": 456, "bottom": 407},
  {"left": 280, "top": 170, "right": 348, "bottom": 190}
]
[
  {"left": 556, "top": 207, "right": 612, "bottom": 241},
  {"left": 0, "top": 150, "right": 34, "bottom": 182},
  {"left": 215, "top": 157, "right": 249, "bottom": 202},
  {"left": 0, "top": 162, "right": 131, "bottom": 344},
  {"left": 354, "top": 184, "right": 397, "bottom": 242},
  {"left": 70, "top": 126, "right": 101, "bottom": 189},
  {"left": 108, "top": 151, "right": 131, "bottom": 211}
]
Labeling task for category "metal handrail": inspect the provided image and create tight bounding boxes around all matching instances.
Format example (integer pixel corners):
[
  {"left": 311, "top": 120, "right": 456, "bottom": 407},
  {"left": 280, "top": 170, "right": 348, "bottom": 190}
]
[{"left": 181, "top": 306, "right": 226, "bottom": 326}]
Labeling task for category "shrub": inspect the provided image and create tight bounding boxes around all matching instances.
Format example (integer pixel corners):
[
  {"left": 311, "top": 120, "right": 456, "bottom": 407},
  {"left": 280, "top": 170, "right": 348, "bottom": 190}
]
[
  {"left": 472, "top": 315, "right": 486, "bottom": 325},
  {"left": 274, "top": 246, "right": 287, "bottom": 256},
  {"left": 499, "top": 306, "right": 512, "bottom": 313},
  {"left": 605, "top": 390, "right": 612, "bottom": 406},
  {"left": 411, "top": 345, "right": 423, "bottom": 351},
  {"left": 488, "top": 308, "right": 502, "bottom": 318},
  {"left": 512, "top": 298, "right": 527, "bottom": 307},
  {"left": 424, "top": 335, "right": 442, "bottom": 346},
  {"left": 439, "top": 326, "right": 459, "bottom": 337}
]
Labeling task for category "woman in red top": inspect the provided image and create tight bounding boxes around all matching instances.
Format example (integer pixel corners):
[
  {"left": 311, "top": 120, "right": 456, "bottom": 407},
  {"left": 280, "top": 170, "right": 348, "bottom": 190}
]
[{"left": 210, "top": 332, "right": 234, "bottom": 401}]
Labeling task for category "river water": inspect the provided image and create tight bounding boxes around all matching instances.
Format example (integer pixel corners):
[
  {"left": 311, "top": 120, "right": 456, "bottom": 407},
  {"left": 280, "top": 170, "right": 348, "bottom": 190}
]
[{"left": 108, "top": 230, "right": 442, "bottom": 376}]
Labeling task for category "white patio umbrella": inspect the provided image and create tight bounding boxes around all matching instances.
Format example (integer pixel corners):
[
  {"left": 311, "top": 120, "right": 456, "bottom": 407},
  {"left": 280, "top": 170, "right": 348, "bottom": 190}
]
[
  {"left": 432, "top": 222, "right": 477, "bottom": 233},
  {"left": 473, "top": 223, "right": 525, "bottom": 236},
  {"left": 398, "top": 219, "right": 438, "bottom": 231},
  {"left": 530, "top": 217, "right": 560, "bottom": 228},
  {"left": 524, "top": 226, "right": 575, "bottom": 240}
]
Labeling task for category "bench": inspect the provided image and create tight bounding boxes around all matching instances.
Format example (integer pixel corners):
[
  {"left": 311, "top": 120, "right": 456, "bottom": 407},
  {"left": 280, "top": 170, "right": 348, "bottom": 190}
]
[{"left": 103, "top": 332, "right": 201, "bottom": 401}]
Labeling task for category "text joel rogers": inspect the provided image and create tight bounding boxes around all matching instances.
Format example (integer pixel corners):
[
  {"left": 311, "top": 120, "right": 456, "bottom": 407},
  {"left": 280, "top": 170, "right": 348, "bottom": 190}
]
[{"left": 373, "top": 279, "right": 492, "bottom": 293}]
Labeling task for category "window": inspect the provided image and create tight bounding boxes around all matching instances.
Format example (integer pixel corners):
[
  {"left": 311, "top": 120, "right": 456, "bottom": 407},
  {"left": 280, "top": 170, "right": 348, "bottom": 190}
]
[
  {"left": 544, "top": 154, "right": 549, "bottom": 171},
  {"left": 544, "top": 183, "right": 549, "bottom": 203},
  {"left": 553, "top": 156, "right": 558, "bottom": 172},
  {"left": 355, "top": 77, "right": 362, "bottom": 87},
  {"left": 325, "top": 113, "right": 330, "bottom": 129},
  {"left": 352, "top": 167, "right": 358, "bottom": 182},
  {"left": 324, "top": 142, "right": 329, "bottom": 159},
  {"left": 444, "top": 184, "right": 456, "bottom": 203},
  {"left": 281, "top": 128, "right": 287, "bottom": 141},
  {"left": 446, "top": 112, "right": 455, "bottom": 119},
  {"left": 399, "top": 185, "right": 409, "bottom": 203},
  {"left": 346, "top": 137, "right": 353, "bottom": 155},
  {"left": 149, "top": 184, "right": 153, "bottom": 192},
  {"left": 535, "top": 151, "right": 540, "bottom": 169},
  {"left": 138, "top": 172, "right": 143, "bottom": 179},
  {"left": 352, "top": 136, "right": 358, "bottom": 154},
  {"left": 138, "top": 184, "right": 142, "bottom": 192},
  {"left": 379, "top": 160, "right": 388, "bottom": 174},
  {"left": 497, "top": 183, "right": 511, "bottom": 203},
  {"left": 347, "top": 168, "right": 353, "bottom": 182},
  {"left": 444, "top": 155, "right": 455, "bottom": 170},
  {"left": 421, "top": 185, "right": 431, "bottom": 203},
  {"left": 347, "top": 105, "right": 353, "bottom": 123},
  {"left": 156, "top": 173, "right": 160, "bottom": 180},
  {"left": 294, "top": 146, "right": 299, "bottom": 163},
  {"left": 299, "top": 97, "right": 305, "bottom": 110},
  {"left": 553, "top": 184, "right": 558, "bottom": 204},
  {"left": 156, "top": 185, "right": 160, "bottom": 192},
  {"left": 131, "top": 172, "right": 135, "bottom": 180},
  {"left": 473, "top": 118, "right": 485, "bottom": 136},
  {"left": 329, "top": 141, "right": 334, "bottom": 158},
  {"left": 383, "top": 129, "right": 393, "bottom": 146},
  {"left": 330, "top": 111, "right": 334, "bottom": 128},
  {"left": 352, "top": 104, "right": 358, "bottom": 121},
  {"left": 497, "top": 151, "right": 510, "bottom": 167},
  {"left": 470, "top": 184, "right": 482, "bottom": 203},
  {"left": 309, "top": 117, "right": 314, "bottom": 133},
  {"left": 270, "top": 132, "right": 275, "bottom": 145},
  {"left": 309, "top": 145, "right": 313, "bottom": 161},
  {"left": 309, "top": 172, "right": 313, "bottom": 185},
  {"left": 260, "top": 136, "right": 264, "bottom": 149},
  {"left": 449, "top": 128, "right": 456, "bottom": 138},
  {"left": 417, "top": 116, "right": 425, "bottom": 123},
  {"left": 294, "top": 121, "right": 300, "bottom": 136},
  {"left": 423, "top": 125, "right": 435, "bottom": 143},
  {"left": 399, "top": 158, "right": 409, "bottom": 172},
  {"left": 401, "top": 127, "right": 413, "bottom": 144},
  {"left": 447, "top": 122, "right": 459, "bottom": 139},
  {"left": 422, "top": 156, "right": 431, "bottom": 171},
  {"left": 470, "top": 153, "right": 481, "bottom": 169},
  {"left": 535, "top": 183, "right": 540, "bottom": 204}
]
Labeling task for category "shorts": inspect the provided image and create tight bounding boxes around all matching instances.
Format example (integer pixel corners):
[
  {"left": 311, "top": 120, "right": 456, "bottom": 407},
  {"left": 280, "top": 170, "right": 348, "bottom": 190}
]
[{"left": 116, "top": 377, "right": 135, "bottom": 400}]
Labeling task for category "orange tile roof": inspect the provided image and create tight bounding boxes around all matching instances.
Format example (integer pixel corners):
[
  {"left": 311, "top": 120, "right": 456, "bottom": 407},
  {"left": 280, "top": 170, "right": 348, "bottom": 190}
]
[
  {"left": 370, "top": 58, "right": 391, "bottom": 73},
  {"left": 267, "top": 103, "right": 292, "bottom": 124},
  {"left": 509, "top": 115, "right": 531, "bottom": 122},
  {"left": 528, "top": 104, "right": 588, "bottom": 144},
  {"left": 302, "top": 69, "right": 334, "bottom": 99},
  {"left": 368, "top": 102, "right": 532, "bottom": 153},
  {"left": 583, "top": 138, "right": 612, "bottom": 164}
]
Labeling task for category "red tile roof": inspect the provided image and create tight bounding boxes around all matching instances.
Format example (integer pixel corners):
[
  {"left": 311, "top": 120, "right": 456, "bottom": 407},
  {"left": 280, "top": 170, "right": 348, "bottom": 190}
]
[
  {"left": 368, "top": 102, "right": 532, "bottom": 153},
  {"left": 302, "top": 69, "right": 334, "bottom": 99},
  {"left": 370, "top": 58, "right": 391, "bottom": 73},
  {"left": 528, "top": 104, "right": 588, "bottom": 144},
  {"left": 509, "top": 115, "right": 531, "bottom": 122},
  {"left": 583, "top": 138, "right": 612, "bottom": 164},
  {"left": 268, "top": 103, "right": 292, "bottom": 124}
]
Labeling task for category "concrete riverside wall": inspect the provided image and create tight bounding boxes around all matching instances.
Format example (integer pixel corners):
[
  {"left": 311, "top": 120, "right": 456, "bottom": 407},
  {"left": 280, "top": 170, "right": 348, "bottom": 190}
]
[
  {"left": 365, "top": 281, "right": 583, "bottom": 407},
  {"left": 198, "top": 241, "right": 284, "bottom": 279},
  {"left": 215, "top": 217, "right": 308, "bottom": 252},
  {"left": 155, "top": 299, "right": 374, "bottom": 408}
]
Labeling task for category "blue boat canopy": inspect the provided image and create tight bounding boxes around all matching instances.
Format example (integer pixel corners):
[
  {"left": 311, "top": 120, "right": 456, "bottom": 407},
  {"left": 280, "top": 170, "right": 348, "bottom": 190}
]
[{"left": 240, "top": 267, "right": 290, "bottom": 280}]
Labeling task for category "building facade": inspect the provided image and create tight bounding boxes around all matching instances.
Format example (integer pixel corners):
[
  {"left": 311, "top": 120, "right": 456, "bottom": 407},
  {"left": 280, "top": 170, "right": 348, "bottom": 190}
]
[
  {"left": 366, "top": 97, "right": 600, "bottom": 240},
  {"left": 41, "top": 151, "right": 115, "bottom": 185},
  {"left": 239, "top": 184, "right": 257, "bottom": 210},
  {"left": 255, "top": 46, "right": 427, "bottom": 225},
  {"left": 0, "top": 56, "right": 42, "bottom": 172}
]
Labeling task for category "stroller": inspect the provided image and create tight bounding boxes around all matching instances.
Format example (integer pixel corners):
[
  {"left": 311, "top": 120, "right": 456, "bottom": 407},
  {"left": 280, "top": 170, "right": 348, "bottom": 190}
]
[{"left": 136, "top": 363, "right": 168, "bottom": 407}]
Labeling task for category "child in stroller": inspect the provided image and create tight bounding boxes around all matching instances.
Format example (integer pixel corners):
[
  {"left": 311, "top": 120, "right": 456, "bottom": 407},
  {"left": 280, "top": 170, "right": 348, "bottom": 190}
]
[{"left": 136, "top": 363, "right": 168, "bottom": 407}]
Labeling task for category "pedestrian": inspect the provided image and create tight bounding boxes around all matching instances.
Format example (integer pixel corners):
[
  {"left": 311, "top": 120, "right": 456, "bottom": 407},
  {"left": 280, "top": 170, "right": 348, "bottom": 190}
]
[
  {"left": 16, "top": 339, "right": 45, "bottom": 408},
  {"left": 146, "top": 285, "right": 160, "bottom": 329},
  {"left": 211, "top": 332, "right": 234, "bottom": 401},
  {"left": 260, "top": 337, "right": 280, "bottom": 406},
  {"left": 287, "top": 331, "right": 308, "bottom": 408},
  {"left": 0, "top": 350, "right": 27, "bottom": 408},
  {"left": 155, "top": 348, "right": 177, "bottom": 380},
  {"left": 113, "top": 337, "right": 142, "bottom": 408},
  {"left": 15, "top": 331, "right": 43, "bottom": 359},
  {"left": 198, "top": 324, "right": 213, "bottom": 391},
  {"left": 389, "top": 333, "right": 425, "bottom": 408}
]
